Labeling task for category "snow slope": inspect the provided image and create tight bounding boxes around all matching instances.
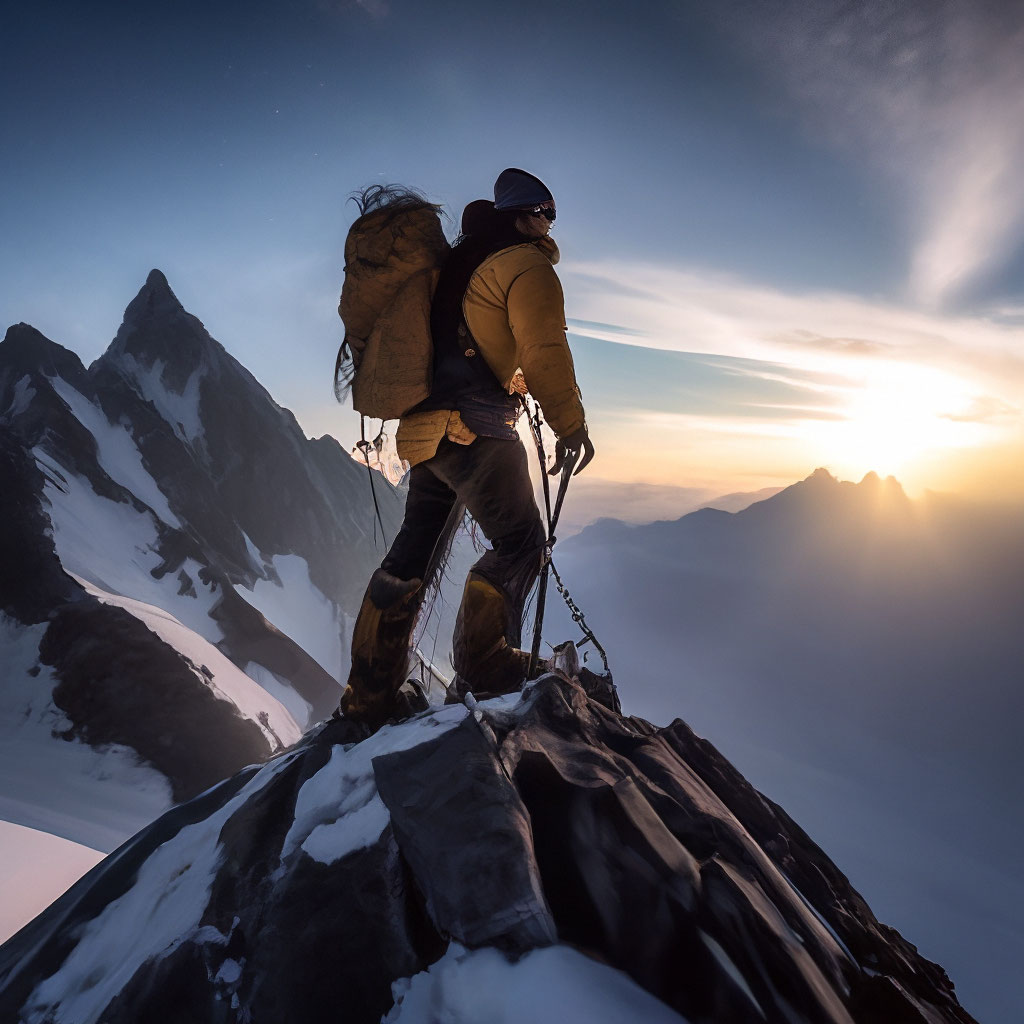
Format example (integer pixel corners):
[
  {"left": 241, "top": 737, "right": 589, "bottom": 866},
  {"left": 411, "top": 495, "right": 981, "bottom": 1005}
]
[
  {"left": 0, "top": 822, "right": 104, "bottom": 944},
  {"left": 385, "top": 943, "right": 690, "bottom": 1024},
  {"left": 76, "top": 579, "right": 301, "bottom": 750},
  {"left": 0, "top": 615, "right": 173, "bottom": 852},
  {"left": 16, "top": 704, "right": 478, "bottom": 1024},
  {"left": 233, "top": 545, "right": 346, "bottom": 683}
]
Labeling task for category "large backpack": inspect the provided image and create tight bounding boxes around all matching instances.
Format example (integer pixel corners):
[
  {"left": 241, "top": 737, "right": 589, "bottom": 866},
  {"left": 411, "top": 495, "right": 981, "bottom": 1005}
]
[{"left": 335, "top": 186, "right": 450, "bottom": 421}]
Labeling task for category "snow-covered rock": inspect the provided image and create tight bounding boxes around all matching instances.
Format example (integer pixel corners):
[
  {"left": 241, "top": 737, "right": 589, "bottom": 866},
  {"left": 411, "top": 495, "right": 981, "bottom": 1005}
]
[{"left": 0, "top": 673, "right": 976, "bottom": 1024}]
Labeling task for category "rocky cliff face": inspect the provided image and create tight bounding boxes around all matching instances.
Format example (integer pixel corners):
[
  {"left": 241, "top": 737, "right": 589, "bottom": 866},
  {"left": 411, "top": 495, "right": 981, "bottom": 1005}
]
[
  {"left": 0, "top": 272, "right": 405, "bottom": 849},
  {"left": 0, "top": 670, "right": 976, "bottom": 1024}
]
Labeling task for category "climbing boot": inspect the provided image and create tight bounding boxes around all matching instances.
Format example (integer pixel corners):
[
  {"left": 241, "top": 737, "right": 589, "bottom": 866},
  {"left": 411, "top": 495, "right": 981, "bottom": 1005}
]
[
  {"left": 339, "top": 568, "right": 422, "bottom": 730},
  {"left": 452, "top": 573, "right": 532, "bottom": 700}
]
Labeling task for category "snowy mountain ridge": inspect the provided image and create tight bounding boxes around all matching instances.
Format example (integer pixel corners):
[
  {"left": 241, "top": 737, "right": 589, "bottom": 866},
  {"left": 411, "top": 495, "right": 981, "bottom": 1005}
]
[{"left": 0, "top": 271, "right": 404, "bottom": 851}]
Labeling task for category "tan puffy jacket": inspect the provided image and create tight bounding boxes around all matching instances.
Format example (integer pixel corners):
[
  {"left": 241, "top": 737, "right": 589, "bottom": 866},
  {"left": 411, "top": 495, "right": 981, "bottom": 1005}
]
[{"left": 397, "top": 237, "right": 586, "bottom": 465}]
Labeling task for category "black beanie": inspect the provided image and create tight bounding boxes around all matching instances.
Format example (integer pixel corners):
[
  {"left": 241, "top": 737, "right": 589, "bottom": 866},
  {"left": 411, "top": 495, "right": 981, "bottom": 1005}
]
[{"left": 493, "top": 167, "right": 554, "bottom": 210}]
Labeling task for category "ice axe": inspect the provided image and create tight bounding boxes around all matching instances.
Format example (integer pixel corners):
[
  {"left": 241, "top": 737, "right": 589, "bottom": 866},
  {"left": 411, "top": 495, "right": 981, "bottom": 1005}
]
[{"left": 529, "top": 445, "right": 579, "bottom": 678}]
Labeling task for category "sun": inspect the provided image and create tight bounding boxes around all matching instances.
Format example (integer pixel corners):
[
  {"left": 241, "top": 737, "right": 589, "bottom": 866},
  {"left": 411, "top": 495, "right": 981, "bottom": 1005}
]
[{"left": 807, "top": 362, "right": 990, "bottom": 485}]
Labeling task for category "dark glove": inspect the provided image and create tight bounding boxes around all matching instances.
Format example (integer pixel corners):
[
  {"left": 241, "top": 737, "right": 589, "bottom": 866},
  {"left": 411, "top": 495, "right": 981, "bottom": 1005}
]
[{"left": 550, "top": 425, "right": 595, "bottom": 476}]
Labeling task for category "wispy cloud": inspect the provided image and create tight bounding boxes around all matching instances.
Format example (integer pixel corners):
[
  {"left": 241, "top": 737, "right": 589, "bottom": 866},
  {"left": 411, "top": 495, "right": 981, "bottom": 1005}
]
[
  {"left": 564, "top": 259, "right": 1024, "bottom": 385},
  {"left": 775, "top": 331, "right": 895, "bottom": 358},
  {"left": 566, "top": 318, "right": 648, "bottom": 338},
  {"left": 708, "top": 0, "right": 1024, "bottom": 307},
  {"left": 941, "top": 396, "right": 1020, "bottom": 424},
  {"left": 571, "top": 335, "right": 848, "bottom": 426}
]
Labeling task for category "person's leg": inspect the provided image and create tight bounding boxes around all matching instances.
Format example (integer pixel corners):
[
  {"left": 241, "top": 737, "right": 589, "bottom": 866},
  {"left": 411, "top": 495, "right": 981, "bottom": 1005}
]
[
  {"left": 430, "top": 437, "right": 546, "bottom": 694},
  {"left": 341, "top": 463, "right": 458, "bottom": 724},
  {"left": 381, "top": 463, "right": 461, "bottom": 582}
]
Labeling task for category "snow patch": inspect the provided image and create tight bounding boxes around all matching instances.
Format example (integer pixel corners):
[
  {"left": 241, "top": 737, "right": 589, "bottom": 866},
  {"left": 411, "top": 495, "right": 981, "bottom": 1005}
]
[
  {"left": 282, "top": 704, "right": 472, "bottom": 865},
  {"left": 21, "top": 752, "right": 299, "bottom": 1024},
  {"left": 0, "top": 821, "right": 105, "bottom": 945},
  {"left": 48, "top": 376, "right": 180, "bottom": 527},
  {"left": 115, "top": 353, "right": 205, "bottom": 447},
  {"left": 38, "top": 456, "right": 305, "bottom": 747},
  {"left": 39, "top": 453, "right": 229, "bottom": 645},
  {"left": 39, "top": 451, "right": 207, "bottom": 619},
  {"left": 4, "top": 373, "right": 36, "bottom": 421},
  {"left": 301, "top": 795, "right": 391, "bottom": 864},
  {"left": 0, "top": 615, "right": 173, "bottom": 852},
  {"left": 384, "top": 943, "right": 691, "bottom": 1024},
  {"left": 243, "top": 663, "right": 314, "bottom": 732},
  {"left": 699, "top": 931, "right": 766, "bottom": 1018},
  {"left": 233, "top": 548, "right": 344, "bottom": 681}
]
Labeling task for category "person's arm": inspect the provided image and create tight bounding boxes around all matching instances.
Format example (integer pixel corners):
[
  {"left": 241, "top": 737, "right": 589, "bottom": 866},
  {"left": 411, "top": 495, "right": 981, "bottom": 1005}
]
[
  {"left": 506, "top": 263, "right": 594, "bottom": 474},
  {"left": 507, "top": 264, "right": 585, "bottom": 436}
]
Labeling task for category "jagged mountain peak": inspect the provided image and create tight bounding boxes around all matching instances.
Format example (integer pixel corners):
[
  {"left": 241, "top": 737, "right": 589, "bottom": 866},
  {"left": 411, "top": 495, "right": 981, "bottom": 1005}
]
[
  {"left": 100, "top": 270, "right": 224, "bottom": 392},
  {"left": 0, "top": 268, "right": 409, "bottom": 863},
  {"left": 797, "top": 467, "right": 906, "bottom": 498},
  {"left": 124, "top": 269, "right": 186, "bottom": 323},
  {"left": 0, "top": 323, "right": 89, "bottom": 388},
  {"left": 858, "top": 470, "right": 908, "bottom": 499},
  {"left": 755, "top": 467, "right": 911, "bottom": 519}
]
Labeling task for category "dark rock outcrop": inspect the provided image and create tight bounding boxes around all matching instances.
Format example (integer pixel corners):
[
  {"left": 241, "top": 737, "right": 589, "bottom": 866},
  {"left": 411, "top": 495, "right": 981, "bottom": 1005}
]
[
  {"left": 0, "top": 428, "right": 76, "bottom": 623},
  {"left": 0, "top": 674, "right": 977, "bottom": 1024},
  {"left": 40, "top": 599, "right": 274, "bottom": 803}
]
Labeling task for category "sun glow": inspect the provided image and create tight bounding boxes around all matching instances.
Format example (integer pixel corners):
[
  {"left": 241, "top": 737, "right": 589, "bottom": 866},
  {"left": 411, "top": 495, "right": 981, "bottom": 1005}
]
[
  {"left": 556, "top": 260, "right": 1024, "bottom": 500},
  {"left": 806, "top": 362, "right": 990, "bottom": 484}
]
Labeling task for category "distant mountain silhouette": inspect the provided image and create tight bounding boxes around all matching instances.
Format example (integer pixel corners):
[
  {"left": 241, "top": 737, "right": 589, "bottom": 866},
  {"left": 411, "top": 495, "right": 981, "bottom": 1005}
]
[{"left": 547, "top": 467, "right": 1023, "bottom": 1021}]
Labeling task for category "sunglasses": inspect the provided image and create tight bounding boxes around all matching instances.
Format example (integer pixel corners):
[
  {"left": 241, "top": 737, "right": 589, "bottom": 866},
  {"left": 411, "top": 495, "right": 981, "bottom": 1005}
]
[{"left": 528, "top": 203, "right": 556, "bottom": 222}]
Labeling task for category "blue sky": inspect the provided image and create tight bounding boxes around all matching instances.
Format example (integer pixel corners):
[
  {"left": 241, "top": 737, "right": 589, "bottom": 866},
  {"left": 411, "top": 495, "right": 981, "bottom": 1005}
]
[{"left": 3, "top": 0, "right": 1023, "bottom": 502}]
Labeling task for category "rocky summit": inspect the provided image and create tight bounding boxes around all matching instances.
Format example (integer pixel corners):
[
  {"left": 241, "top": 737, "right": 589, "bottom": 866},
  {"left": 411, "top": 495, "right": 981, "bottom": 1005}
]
[{"left": 0, "top": 662, "right": 976, "bottom": 1024}]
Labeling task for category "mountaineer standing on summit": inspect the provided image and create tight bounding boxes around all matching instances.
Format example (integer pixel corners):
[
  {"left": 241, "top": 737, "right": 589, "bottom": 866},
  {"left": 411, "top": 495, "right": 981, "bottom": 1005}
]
[{"left": 336, "top": 168, "right": 594, "bottom": 728}]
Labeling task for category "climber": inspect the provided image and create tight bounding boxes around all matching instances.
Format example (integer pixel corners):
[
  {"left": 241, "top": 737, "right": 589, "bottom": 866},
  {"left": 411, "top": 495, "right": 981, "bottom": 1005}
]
[{"left": 339, "top": 168, "right": 594, "bottom": 729}]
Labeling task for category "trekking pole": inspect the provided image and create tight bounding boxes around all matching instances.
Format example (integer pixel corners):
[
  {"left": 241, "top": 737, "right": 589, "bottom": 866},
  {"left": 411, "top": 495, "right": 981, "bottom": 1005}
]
[{"left": 529, "top": 449, "right": 579, "bottom": 678}]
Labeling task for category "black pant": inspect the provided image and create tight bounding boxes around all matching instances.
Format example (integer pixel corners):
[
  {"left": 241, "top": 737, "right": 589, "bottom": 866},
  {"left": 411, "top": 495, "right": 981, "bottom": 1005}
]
[{"left": 382, "top": 436, "right": 546, "bottom": 646}]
